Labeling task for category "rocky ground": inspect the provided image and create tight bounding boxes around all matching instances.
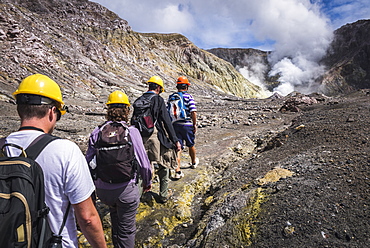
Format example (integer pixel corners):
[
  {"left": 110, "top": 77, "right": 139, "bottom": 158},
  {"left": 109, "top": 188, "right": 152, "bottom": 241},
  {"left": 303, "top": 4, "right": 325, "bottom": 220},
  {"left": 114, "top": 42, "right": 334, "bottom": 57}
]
[
  {"left": 1, "top": 89, "right": 369, "bottom": 247},
  {"left": 248, "top": 90, "right": 370, "bottom": 248},
  {"left": 134, "top": 89, "right": 370, "bottom": 248}
]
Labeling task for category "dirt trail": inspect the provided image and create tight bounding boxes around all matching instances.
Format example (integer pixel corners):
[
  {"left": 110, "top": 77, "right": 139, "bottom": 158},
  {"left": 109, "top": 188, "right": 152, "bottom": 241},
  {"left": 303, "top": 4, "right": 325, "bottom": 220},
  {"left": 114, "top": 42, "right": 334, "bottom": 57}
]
[
  {"left": 135, "top": 96, "right": 298, "bottom": 246},
  {"left": 136, "top": 90, "right": 370, "bottom": 248}
]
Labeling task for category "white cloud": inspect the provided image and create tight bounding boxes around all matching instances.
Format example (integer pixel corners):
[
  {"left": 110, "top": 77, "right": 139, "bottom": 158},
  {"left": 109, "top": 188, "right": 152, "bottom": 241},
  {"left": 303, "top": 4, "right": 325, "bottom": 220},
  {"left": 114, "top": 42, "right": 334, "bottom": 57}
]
[
  {"left": 242, "top": 0, "right": 334, "bottom": 95},
  {"left": 93, "top": 0, "right": 368, "bottom": 95},
  {"left": 246, "top": 0, "right": 333, "bottom": 62},
  {"left": 94, "top": 1, "right": 195, "bottom": 33},
  {"left": 238, "top": 55, "right": 271, "bottom": 95},
  {"left": 149, "top": 4, "right": 195, "bottom": 33},
  {"left": 93, "top": 0, "right": 367, "bottom": 50},
  {"left": 321, "top": 0, "right": 370, "bottom": 29}
]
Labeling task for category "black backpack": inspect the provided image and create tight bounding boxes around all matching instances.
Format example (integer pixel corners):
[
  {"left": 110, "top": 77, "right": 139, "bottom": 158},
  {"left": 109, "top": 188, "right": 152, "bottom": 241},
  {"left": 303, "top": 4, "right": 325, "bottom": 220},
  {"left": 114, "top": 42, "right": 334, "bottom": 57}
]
[
  {"left": 0, "top": 134, "right": 59, "bottom": 248},
  {"left": 131, "top": 93, "right": 157, "bottom": 137},
  {"left": 95, "top": 121, "right": 137, "bottom": 183}
]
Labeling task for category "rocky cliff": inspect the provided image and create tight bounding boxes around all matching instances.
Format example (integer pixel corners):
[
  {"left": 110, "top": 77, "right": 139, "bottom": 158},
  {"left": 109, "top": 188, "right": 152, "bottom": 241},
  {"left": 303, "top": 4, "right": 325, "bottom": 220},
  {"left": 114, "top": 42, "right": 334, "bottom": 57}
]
[
  {"left": 207, "top": 48, "right": 279, "bottom": 91},
  {"left": 207, "top": 48, "right": 269, "bottom": 70},
  {"left": 0, "top": 0, "right": 265, "bottom": 111},
  {"left": 319, "top": 19, "right": 370, "bottom": 95}
]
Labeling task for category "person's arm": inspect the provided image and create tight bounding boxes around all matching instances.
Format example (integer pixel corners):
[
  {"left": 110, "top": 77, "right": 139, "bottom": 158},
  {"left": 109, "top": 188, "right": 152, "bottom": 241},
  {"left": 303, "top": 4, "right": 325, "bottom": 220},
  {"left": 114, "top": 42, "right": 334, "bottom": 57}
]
[
  {"left": 130, "top": 127, "right": 152, "bottom": 192},
  {"left": 186, "top": 93, "right": 197, "bottom": 134},
  {"left": 191, "top": 111, "right": 197, "bottom": 134},
  {"left": 73, "top": 197, "right": 107, "bottom": 248},
  {"left": 85, "top": 127, "right": 99, "bottom": 163},
  {"left": 156, "top": 97, "right": 179, "bottom": 146}
]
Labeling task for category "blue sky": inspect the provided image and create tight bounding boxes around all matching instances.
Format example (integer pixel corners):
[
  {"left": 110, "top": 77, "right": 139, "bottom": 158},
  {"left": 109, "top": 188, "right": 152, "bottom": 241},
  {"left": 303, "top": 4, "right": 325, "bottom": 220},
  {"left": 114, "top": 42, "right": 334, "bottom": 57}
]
[{"left": 92, "top": 0, "right": 370, "bottom": 95}]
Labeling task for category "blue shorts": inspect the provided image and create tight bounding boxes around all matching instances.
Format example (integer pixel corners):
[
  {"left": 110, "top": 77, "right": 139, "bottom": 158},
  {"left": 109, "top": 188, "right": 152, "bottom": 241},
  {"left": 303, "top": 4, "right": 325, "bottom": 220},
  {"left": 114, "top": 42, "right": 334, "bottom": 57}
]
[{"left": 173, "top": 122, "right": 195, "bottom": 149}]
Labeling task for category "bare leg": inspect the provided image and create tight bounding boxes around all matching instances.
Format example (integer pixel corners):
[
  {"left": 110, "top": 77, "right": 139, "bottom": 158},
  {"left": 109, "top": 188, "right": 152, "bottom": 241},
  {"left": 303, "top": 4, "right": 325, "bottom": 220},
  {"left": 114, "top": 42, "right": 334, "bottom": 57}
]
[
  {"left": 173, "top": 150, "right": 184, "bottom": 179},
  {"left": 189, "top": 146, "right": 196, "bottom": 164},
  {"left": 176, "top": 150, "right": 182, "bottom": 172}
]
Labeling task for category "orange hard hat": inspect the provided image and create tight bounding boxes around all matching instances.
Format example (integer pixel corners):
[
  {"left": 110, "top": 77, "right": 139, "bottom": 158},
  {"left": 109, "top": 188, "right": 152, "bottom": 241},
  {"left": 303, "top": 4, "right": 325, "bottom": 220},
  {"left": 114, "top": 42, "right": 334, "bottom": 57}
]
[{"left": 176, "top": 76, "right": 190, "bottom": 85}]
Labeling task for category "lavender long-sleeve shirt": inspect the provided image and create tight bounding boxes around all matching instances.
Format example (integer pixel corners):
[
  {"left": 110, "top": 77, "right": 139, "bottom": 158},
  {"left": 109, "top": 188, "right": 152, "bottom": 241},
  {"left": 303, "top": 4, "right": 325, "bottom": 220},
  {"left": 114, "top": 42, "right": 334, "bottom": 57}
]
[{"left": 86, "top": 121, "right": 152, "bottom": 190}]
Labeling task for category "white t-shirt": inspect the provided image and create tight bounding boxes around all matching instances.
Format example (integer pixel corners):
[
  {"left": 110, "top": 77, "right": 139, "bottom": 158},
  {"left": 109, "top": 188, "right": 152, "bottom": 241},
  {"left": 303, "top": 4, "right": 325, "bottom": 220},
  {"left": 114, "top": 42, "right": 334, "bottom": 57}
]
[{"left": 6, "top": 130, "right": 95, "bottom": 247}]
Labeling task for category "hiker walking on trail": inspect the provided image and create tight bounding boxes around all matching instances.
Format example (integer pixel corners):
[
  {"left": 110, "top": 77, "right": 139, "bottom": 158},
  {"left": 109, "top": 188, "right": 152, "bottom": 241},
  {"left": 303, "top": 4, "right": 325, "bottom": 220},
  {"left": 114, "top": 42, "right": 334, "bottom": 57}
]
[
  {"left": 168, "top": 76, "right": 199, "bottom": 179},
  {"left": 131, "top": 76, "right": 181, "bottom": 203},
  {"left": 86, "top": 90, "right": 152, "bottom": 248},
  {"left": 2, "top": 74, "right": 107, "bottom": 248}
]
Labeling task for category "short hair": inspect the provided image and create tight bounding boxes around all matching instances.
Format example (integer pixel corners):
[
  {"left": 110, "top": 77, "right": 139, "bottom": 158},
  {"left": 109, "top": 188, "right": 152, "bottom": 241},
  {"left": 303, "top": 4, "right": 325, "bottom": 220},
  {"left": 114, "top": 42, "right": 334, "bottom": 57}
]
[
  {"left": 16, "top": 94, "right": 60, "bottom": 120},
  {"left": 176, "top": 84, "right": 188, "bottom": 90},
  {"left": 17, "top": 104, "right": 61, "bottom": 121},
  {"left": 106, "top": 105, "right": 130, "bottom": 122},
  {"left": 17, "top": 104, "right": 52, "bottom": 120},
  {"left": 148, "top": 82, "right": 160, "bottom": 91}
]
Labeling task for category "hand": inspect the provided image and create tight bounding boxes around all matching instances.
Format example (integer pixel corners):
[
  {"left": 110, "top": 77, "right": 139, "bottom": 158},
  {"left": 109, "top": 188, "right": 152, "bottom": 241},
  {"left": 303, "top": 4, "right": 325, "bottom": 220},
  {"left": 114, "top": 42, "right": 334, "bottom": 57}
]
[
  {"left": 143, "top": 184, "right": 152, "bottom": 193},
  {"left": 193, "top": 124, "right": 197, "bottom": 134}
]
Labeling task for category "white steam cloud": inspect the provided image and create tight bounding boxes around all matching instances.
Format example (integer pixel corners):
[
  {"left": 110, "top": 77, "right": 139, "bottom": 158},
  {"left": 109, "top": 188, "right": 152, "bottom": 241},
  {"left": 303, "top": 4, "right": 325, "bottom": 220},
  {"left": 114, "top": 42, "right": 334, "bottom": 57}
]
[
  {"left": 241, "top": 0, "right": 334, "bottom": 96},
  {"left": 265, "top": 1, "right": 333, "bottom": 95},
  {"left": 238, "top": 55, "right": 270, "bottom": 95}
]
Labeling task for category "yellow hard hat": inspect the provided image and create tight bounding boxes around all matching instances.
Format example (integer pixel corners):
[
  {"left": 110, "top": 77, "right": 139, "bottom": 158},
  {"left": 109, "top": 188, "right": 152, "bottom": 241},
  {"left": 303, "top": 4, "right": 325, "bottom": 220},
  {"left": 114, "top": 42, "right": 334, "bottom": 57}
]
[
  {"left": 13, "top": 74, "right": 67, "bottom": 115},
  {"left": 106, "top": 90, "right": 130, "bottom": 106},
  {"left": 147, "top": 76, "right": 165, "bottom": 92}
]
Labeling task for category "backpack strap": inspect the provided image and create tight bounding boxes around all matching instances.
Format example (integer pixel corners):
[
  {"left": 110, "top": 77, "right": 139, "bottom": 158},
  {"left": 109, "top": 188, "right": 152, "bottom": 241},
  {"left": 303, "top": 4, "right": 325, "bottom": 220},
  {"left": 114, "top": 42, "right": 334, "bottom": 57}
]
[
  {"left": 120, "top": 121, "right": 130, "bottom": 131},
  {"left": 27, "top": 134, "right": 70, "bottom": 239},
  {"left": 147, "top": 93, "right": 159, "bottom": 124},
  {"left": 99, "top": 121, "right": 130, "bottom": 131},
  {"left": 58, "top": 202, "right": 71, "bottom": 235},
  {"left": 0, "top": 134, "right": 59, "bottom": 158},
  {"left": 0, "top": 137, "right": 5, "bottom": 148},
  {"left": 0, "top": 138, "right": 6, "bottom": 157},
  {"left": 25, "top": 134, "right": 60, "bottom": 160}
]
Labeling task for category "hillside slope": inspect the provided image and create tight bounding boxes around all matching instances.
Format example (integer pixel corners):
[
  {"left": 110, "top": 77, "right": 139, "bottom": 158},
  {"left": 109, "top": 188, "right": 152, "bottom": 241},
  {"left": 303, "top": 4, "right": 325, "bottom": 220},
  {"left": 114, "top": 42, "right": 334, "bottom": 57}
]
[
  {"left": 0, "top": 0, "right": 264, "bottom": 111},
  {"left": 319, "top": 19, "right": 370, "bottom": 95}
]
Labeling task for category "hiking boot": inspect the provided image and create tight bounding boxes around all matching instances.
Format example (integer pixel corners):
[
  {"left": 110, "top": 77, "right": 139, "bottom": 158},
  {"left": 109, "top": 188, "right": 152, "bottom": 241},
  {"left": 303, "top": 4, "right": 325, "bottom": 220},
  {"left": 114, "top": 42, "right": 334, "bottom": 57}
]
[
  {"left": 158, "top": 189, "right": 173, "bottom": 204},
  {"left": 158, "top": 196, "right": 168, "bottom": 204},
  {"left": 152, "top": 174, "right": 160, "bottom": 183},
  {"left": 174, "top": 171, "right": 184, "bottom": 179},
  {"left": 191, "top": 157, "right": 199, "bottom": 169}
]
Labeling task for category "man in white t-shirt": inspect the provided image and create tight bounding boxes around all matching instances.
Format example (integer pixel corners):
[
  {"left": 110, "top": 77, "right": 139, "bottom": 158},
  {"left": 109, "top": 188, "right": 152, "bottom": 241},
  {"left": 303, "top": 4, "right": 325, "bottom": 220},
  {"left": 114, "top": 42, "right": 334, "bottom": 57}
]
[{"left": 5, "top": 74, "right": 107, "bottom": 247}]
